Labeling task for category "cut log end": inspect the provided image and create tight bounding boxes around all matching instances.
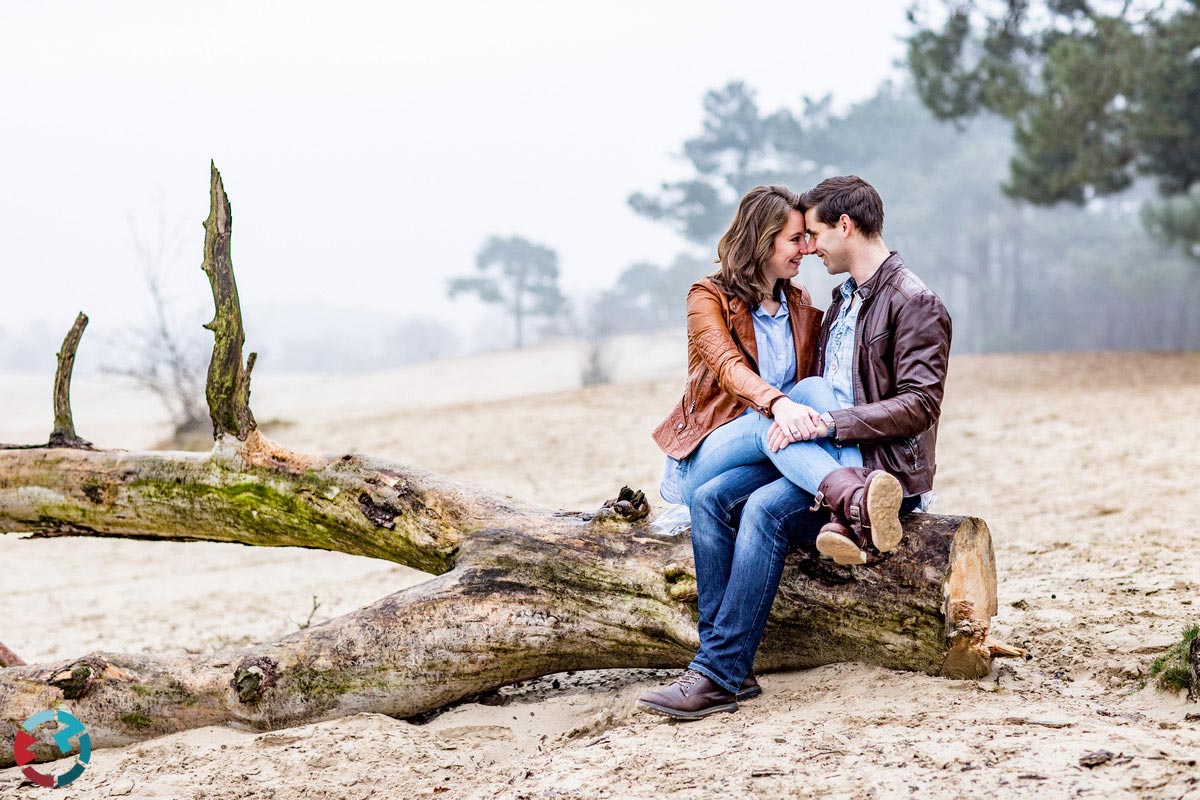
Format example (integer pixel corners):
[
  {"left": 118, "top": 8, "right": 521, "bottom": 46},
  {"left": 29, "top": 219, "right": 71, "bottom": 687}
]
[{"left": 939, "top": 516, "right": 1001, "bottom": 679}]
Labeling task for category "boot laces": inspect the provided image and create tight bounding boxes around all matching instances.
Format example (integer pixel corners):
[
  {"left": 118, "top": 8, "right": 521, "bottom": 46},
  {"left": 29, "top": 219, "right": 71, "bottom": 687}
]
[{"left": 669, "top": 669, "right": 704, "bottom": 696}]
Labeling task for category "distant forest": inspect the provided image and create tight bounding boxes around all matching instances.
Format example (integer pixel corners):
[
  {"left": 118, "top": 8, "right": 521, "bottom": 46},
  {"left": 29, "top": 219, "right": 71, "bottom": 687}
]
[{"left": 607, "top": 80, "right": 1199, "bottom": 353}]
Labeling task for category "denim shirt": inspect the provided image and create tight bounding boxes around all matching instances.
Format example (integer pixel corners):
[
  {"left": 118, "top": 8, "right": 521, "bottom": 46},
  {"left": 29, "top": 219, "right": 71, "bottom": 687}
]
[
  {"left": 823, "top": 277, "right": 860, "bottom": 410},
  {"left": 739, "top": 296, "right": 796, "bottom": 416}
]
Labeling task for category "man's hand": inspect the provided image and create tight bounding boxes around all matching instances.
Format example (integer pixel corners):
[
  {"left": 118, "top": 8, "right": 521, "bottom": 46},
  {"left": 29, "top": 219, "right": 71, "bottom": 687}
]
[{"left": 768, "top": 399, "right": 824, "bottom": 452}]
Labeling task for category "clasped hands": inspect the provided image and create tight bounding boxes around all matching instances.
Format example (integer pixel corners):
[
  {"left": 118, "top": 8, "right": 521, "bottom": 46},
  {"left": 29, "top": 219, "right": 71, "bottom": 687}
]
[{"left": 767, "top": 397, "right": 829, "bottom": 452}]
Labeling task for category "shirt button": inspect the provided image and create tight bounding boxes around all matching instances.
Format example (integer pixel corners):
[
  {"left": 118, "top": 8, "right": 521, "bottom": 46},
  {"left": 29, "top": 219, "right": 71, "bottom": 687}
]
[{"left": 676, "top": 423, "right": 684, "bottom": 430}]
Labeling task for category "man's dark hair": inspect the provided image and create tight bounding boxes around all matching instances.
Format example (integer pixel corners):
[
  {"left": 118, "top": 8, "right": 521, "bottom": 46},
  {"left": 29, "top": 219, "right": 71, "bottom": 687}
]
[{"left": 801, "top": 175, "right": 884, "bottom": 238}]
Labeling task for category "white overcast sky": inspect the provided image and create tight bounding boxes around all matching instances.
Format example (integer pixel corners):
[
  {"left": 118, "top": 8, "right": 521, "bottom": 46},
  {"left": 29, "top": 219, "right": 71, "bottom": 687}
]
[{"left": 1, "top": 0, "right": 908, "bottom": 344}]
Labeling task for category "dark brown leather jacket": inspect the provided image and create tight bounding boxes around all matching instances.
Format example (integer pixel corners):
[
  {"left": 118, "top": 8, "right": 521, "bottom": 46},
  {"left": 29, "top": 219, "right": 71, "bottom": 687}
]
[
  {"left": 820, "top": 252, "right": 952, "bottom": 497},
  {"left": 652, "top": 277, "right": 823, "bottom": 459}
]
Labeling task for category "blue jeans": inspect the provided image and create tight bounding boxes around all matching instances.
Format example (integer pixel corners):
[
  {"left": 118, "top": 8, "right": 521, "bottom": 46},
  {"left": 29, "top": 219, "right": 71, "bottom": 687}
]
[
  {"left": 686, "top": 464, "right": 921, "bottom": 694},
  {"left": 686, "top": 465, "right": 827, "bottom": 694},
  {"left": 676, "top": 376, "right": 863, "bottom": 506}
]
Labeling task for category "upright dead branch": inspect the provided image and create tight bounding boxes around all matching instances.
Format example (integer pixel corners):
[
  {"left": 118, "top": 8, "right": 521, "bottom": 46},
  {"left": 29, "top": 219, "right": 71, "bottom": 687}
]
[
  {"left": 200, "top": 161, "right": 256, "bottom": 441},
  {"left": 47, "top": 312, "right": 92, "bottom": 449}
]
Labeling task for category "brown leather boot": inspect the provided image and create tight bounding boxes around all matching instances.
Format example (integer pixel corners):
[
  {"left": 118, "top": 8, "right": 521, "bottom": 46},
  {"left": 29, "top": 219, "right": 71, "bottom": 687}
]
[
  {"left": 810, "top": 467, "right": 904, "bottom": 565},
  {"left": 636, "top": 670, "right": 738, "bottom": 720},
  {"left": 736, "top": 671, "right": 761, "bottom": 701}
]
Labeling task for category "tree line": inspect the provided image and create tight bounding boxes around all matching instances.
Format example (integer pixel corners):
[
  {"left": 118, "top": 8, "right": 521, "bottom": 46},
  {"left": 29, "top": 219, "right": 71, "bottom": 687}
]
[{"left": 458, "top": 77, "right": 1199, "bottom": 356}]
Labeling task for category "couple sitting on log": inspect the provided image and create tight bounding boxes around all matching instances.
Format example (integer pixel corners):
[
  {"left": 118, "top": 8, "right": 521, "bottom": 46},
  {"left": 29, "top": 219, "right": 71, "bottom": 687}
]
[{"left": 639, "top": 176, "right": 953, "bottom": 719}]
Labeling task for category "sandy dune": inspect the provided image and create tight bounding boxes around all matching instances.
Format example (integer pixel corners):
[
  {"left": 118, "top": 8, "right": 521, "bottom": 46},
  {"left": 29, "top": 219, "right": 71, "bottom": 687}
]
[{"left": 2, "top": 342, "right": 1199, "bottom": 799}]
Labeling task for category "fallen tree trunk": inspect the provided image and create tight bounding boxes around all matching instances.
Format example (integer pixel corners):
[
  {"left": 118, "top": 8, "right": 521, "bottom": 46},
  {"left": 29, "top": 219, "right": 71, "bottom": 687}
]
[
  {"left": 0, "top": 162, "right": 1009, "bottom": 766},
  {"left": 0, "top": 438, "right": 999, "bottom": 765}
]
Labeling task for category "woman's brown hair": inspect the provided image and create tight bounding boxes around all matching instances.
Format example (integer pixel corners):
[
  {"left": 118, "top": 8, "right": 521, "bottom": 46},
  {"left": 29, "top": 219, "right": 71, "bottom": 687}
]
[{"left": 711, "top": 184, "right": 804, "bottom": 308}]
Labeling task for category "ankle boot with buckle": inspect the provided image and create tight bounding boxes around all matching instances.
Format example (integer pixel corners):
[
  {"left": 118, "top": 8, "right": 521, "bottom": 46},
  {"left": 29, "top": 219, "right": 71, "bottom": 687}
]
[
  {"left": 636, "top": 670, "right": 738, "bottom": 720},
  {"left": 810, "top": 467, "right": 905, "bottom": 565}
]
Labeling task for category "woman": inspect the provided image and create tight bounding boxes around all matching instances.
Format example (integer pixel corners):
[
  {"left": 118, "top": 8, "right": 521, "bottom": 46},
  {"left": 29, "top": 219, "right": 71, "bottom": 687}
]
[{"left": 652, "top": 184, "right": 903, "bottom": 564}]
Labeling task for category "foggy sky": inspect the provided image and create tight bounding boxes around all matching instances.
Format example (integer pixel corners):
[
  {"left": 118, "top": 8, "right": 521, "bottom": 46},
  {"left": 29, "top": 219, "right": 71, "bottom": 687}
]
[{"left": 1, "top": 1, "right": 907, "bottom": 353}]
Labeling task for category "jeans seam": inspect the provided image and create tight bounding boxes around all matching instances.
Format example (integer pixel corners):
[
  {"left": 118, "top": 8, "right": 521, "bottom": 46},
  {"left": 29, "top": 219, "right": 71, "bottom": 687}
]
[{"left": 729, "top": 523, "right": 784, "bottom": 678}]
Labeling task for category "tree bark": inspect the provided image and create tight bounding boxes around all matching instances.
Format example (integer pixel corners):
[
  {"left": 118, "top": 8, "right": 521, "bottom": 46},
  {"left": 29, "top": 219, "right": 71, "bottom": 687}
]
[
  {"left": 47, "top": 312, "right": 92, "bottom": 449},
  {"left": 0, "top": 437, "right": 1004, "bottom": 766}
]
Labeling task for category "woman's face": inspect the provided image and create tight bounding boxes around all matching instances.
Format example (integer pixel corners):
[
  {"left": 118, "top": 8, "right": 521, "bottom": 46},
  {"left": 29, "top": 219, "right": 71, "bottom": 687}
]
[{"left": 763, "top": 208, "right": 814, "bottom": 284}]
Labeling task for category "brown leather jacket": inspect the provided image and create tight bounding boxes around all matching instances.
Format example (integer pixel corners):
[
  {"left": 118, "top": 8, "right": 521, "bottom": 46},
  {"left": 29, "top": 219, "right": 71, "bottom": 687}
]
[
  {"left": 652, "top": 277, "right": 823, "bottom": 459},
  {"left": 819, "top": 252, "right": 952, "bottom": 497}
]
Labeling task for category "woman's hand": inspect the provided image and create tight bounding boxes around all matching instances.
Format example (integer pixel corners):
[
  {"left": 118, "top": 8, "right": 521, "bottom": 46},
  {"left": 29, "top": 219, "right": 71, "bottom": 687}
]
[{"left": 768, "top": 398, "right": 824, "bottom": 452}]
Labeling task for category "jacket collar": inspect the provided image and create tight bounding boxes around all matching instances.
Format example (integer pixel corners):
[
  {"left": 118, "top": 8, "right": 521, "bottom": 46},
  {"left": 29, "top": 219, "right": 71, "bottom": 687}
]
[
  {"left": 829, "top": 251, "right": 904, "bottom": 303},
  {"left": 727, "top": 282, "right": 810, "bottom": 369}
]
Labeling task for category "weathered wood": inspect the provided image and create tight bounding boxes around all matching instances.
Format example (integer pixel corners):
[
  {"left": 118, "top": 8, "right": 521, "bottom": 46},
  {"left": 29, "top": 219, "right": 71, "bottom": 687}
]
[
  {"left": 200, "top": 162, "right": 256, "bottom": 441},
  {"left": 0, "top": 641, "right": 24, "bottom": 669},
  {"left": 0, "top": 437, "right": 1002, "bottom": 766},
  {"left": 47, "top": 312, "right": 92, "bottom": 449}
]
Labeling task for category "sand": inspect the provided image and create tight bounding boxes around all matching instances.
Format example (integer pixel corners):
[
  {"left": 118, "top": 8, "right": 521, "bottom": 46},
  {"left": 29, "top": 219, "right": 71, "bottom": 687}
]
[{"left": 2, "top": 341, "right": 1199, "bottom": 799}]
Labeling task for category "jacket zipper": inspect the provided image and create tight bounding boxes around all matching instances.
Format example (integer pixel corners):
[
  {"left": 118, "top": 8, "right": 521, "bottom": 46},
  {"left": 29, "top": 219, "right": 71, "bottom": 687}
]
[{"left": 850, "top": 292, "right": 864, "bottom": 407}]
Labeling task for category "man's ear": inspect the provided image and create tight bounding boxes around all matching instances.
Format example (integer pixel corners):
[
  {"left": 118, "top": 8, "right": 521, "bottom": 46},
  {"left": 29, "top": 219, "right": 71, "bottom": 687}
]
[{"left": 839, "top": 213, "right": 855, "bottom": 237}]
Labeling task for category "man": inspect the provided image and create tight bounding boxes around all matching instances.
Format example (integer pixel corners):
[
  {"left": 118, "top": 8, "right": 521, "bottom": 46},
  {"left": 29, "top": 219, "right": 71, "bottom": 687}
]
[{"left": 637, "top": 175, "right": 952, "bottom": 719}]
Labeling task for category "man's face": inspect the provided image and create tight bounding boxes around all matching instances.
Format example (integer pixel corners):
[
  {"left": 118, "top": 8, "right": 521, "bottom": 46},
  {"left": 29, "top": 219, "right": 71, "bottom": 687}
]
[{"left": 804, "top": 206, "right": 848, "bottom": 276}]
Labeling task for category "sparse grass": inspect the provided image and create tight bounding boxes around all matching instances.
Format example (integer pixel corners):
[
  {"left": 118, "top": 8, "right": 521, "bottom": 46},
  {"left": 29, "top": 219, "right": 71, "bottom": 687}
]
[
  {"left": 1147, "top": 624, "right": 1198, "bottom": 693},
  {"left": 294, "top": 595, "right": 322, "bottom": 630}
]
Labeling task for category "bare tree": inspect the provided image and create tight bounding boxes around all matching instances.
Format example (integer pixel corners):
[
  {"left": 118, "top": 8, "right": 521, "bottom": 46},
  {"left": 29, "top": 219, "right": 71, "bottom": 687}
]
[{"left": 102, "top": 208, "right": 209, "bottom": 442}]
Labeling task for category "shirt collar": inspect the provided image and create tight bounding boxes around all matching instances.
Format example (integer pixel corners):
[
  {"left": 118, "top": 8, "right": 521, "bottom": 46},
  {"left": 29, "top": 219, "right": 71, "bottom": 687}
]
[{"left": 752, "top": 295, "right": 789, "bottom": 320}]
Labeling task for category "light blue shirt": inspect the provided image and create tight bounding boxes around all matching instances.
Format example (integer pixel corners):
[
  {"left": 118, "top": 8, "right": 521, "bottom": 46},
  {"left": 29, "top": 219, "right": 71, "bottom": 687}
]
[
  {"left": 739, "top": 296, "right": 796, "bottom": 418},
  {"left": 824, "top": 278, "right": 860, "bottom": 410}
]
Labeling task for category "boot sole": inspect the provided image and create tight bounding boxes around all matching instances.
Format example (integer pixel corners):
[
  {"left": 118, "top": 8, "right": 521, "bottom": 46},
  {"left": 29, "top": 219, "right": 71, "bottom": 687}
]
[
  {"left": 815, "top": 530, "right": 869, "bottom": 565},
  {"left": 865, "top": 471, "right": 904, "bottom": 553},
  {"left": 736, "top": 685, "right": 761, "bottom": 701},
  {"left": 636, "top": 699, "right": 738, "bottom": 720}
]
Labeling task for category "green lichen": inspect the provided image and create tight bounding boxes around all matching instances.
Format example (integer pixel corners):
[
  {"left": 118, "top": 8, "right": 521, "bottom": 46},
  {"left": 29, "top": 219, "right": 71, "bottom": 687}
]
[
  {"left": 124, "top": 471, "right": 452, "bottom": 573},
  {"left": 120, "top": 712, "right": 156, "bottom": 730}
]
